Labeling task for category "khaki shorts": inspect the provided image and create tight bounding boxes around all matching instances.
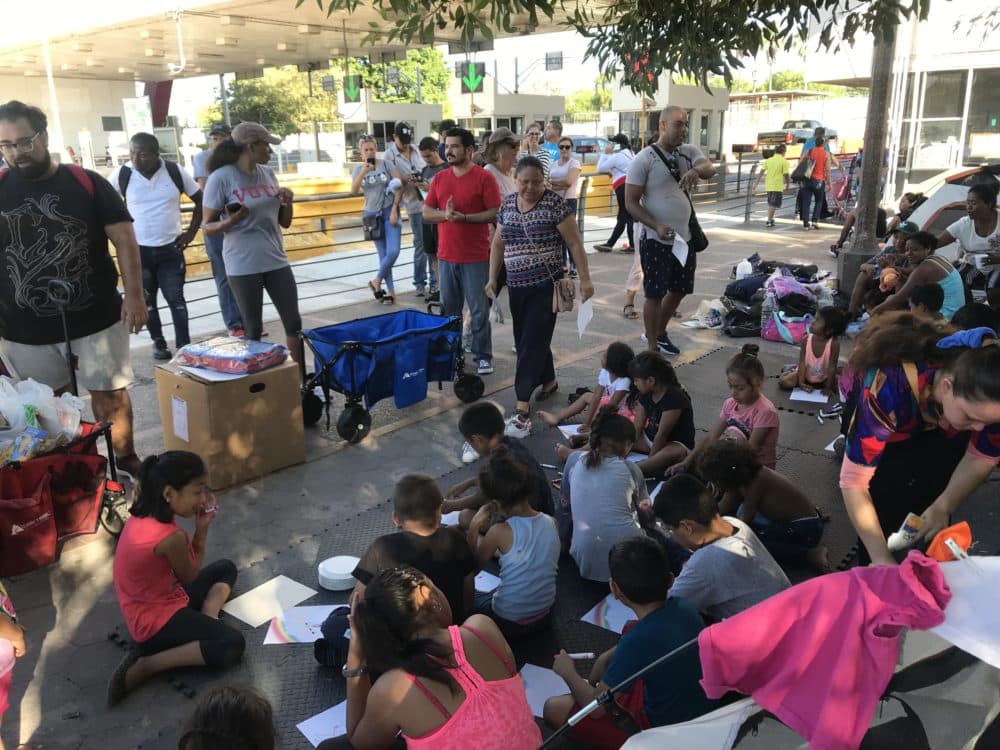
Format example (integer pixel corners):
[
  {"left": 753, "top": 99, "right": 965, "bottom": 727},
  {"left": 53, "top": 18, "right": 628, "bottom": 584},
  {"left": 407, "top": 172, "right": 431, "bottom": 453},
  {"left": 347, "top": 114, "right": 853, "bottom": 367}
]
[{"left": 0, "top": 322, "right": 134, "bottom": 392}]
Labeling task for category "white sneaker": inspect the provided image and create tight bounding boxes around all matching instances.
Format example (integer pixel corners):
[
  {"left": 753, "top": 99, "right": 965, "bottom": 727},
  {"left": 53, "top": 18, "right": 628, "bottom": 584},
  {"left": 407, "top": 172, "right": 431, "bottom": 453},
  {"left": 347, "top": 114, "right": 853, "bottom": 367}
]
[
  {"left": 504, "top": 413, "right": 531, "bottom": 439},
  {"left": 461, "top": 441, "right": 478, "bottom": 464},
  {"left": 477, "top": 359, "right": 494, "bottom": 375}
]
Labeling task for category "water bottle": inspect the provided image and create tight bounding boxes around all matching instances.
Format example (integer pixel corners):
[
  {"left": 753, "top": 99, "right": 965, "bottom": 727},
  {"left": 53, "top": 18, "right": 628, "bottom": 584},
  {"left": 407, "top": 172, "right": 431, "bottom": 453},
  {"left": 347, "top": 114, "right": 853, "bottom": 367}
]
[
  {"left": 736, "top": 259, "right": 753, "bottom": 280},
  {"left": 761, "top": 291, "right": 777, "bottom": 329}
]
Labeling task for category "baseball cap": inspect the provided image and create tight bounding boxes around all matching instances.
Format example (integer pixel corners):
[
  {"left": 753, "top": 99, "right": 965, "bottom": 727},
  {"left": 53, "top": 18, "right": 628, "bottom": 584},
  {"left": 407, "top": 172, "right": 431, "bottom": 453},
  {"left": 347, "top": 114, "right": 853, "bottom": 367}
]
[
  {"left": 488, "top": 127, "right": 519, "bottom": 146},
  {"left": 896, "top": 220, "right": 920, "bottom": 236},
  {"left": 394, "top": 122, "right": 414, "bottom": 144},
  {"left": 208, "top": 124, "right": 231, "bottom": 137},
  {"left": 231, "top": 122, "right": 281, "bottom": 146}
]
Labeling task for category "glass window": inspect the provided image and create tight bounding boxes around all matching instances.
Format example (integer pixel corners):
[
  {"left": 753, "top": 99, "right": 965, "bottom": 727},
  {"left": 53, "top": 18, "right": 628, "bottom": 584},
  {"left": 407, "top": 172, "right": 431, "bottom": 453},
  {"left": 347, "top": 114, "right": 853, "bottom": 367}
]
[
  {"left": 965, "top": 68, "right": 1000, "bottom": 163},
  {"left": 903, "top": 73, "right": 915, "bottom": 119},
  {"left": 922, "top": 71, "right": 967, "bottom": 119},
  {"left": 700, "top": 112, "right": 711, "bottom": 147},
  {"left": 913, "top": 119, "right": 963, "bottom": 168}
]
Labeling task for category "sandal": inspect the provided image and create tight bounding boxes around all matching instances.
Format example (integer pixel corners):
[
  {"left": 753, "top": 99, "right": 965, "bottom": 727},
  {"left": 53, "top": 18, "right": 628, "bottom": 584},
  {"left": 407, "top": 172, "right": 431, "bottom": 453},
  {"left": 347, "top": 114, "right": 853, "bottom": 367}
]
[
  {"left": 107, "top": 649, "right": 140, "bottom": 707},
  {"left": 368, "top": 280, "right": 384, "bottom": 300},
  {"left": 535, "top": 383, "right": 559, "bottom": 402},
  {"left": 623, "top": 303, "right": 639, "bottom": 320},
  {"left": 380, "top": 294, "right": 395, "bottom": 305}
]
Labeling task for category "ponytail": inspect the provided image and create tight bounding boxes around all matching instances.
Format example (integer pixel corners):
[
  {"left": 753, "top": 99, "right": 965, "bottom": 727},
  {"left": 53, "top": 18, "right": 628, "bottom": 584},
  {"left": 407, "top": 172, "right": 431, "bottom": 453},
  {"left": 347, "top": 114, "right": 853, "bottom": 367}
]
[
  {"left": 129, "top": 451, "right": 206, "bottom": 522},
  {"left": 585, "top": 407, "right": 637, "bottom": 469},
  {"left": 206, "top": 137, "right": 245, "bottom": 174},
  {"left": 726, "top": 344, "right": 764, "bottom": 383}
]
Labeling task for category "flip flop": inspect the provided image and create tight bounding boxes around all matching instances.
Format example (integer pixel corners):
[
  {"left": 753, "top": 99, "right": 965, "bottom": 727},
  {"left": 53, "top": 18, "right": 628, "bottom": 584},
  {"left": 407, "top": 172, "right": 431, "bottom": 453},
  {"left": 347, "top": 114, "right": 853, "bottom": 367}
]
[{"left": 623, "top": 304, "right": 639, "bottom": 319}]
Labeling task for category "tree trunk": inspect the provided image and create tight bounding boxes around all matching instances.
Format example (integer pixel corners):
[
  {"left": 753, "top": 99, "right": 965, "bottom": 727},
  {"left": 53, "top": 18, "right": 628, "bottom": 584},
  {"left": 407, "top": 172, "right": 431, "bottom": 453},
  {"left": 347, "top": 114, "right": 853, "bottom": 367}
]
[{"left": 839, "top": 27, "right": 898, "bottom": 292}]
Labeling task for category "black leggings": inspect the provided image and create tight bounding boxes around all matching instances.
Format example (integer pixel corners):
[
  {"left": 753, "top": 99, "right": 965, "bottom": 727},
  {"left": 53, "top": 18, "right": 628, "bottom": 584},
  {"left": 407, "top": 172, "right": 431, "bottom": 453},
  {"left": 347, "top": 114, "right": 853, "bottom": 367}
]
[
  {"left": 136, "top": 559, "right": 245, "bottom": 670},
  {"left": 227, "top": 265, "right": 302, "bottom": 340},
  {"left": 607, "top": 183, "right": 634, "bottom": 249},
  {"left": 508, "top": 283, "right": 557, "bottom": 403}
]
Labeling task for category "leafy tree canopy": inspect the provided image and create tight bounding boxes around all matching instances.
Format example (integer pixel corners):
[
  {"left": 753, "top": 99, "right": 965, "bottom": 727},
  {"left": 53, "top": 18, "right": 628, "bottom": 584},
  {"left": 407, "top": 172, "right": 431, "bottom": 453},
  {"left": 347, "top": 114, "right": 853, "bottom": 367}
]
[{"left": 301, "top": 0, "right": 929, "bottom": 95}]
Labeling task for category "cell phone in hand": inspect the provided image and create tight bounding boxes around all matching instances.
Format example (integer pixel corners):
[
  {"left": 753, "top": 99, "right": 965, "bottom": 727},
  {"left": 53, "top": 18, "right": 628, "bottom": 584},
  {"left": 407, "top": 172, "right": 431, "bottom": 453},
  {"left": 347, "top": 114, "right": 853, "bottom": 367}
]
[
  {"left": 367, "top": 157, "right": 376, "bottom": 166},
  {"left": 225, "top": 201, "right": 243, "bottom": 214}
]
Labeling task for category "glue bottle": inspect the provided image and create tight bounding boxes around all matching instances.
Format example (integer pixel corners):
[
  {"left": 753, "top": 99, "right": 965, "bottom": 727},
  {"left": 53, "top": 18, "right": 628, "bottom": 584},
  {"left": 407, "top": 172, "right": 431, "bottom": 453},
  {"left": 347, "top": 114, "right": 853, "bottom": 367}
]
[{"left": 887, "top": 512, "right": 925, "bottom": 551}]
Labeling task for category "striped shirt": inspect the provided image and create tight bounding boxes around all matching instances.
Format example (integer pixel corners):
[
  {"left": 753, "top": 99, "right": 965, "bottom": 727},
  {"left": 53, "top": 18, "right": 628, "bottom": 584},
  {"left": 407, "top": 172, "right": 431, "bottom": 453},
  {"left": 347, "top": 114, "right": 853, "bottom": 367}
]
[
  {"left": 516, "top": 148, "right": 551, "bottom": 178},
  {"left": 497, "top": 190, "right": 574, "bottom": 288}
]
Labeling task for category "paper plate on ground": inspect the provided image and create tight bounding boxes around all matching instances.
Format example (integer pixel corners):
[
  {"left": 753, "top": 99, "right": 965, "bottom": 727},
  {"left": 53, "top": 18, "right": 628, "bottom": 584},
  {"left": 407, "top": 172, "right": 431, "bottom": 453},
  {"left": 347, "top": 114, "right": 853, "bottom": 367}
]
[{"left": 318, "top": 556, "right": 360, "bottom": 591}]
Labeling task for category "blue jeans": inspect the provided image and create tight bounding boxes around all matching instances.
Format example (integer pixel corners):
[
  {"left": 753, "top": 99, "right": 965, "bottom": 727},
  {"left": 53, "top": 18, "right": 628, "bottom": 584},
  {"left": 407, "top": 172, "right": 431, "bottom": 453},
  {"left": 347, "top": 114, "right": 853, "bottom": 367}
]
[
  {"left": 800, "top": 178, "right": 825, "bottom": 225},
  {"left": 370, "top": 206, "right": 402, "bottom": 292},
  {"left": 140, "top": 244, "right": 190, "bottom": 348},
  {"left": 439, "top": 259, "right": 492, "bottom": 362},
  {"left": 753, "top": 515, "right": 824, "bottom": 564},
  {"left": 204, "top": 232, "right": 242, "bottom": 331},
  {"left": 409, "top": 212, "right": 436, "bottom": 290},
  {"left": 562, "top": 198, "right": 577, "bottom": 270}
]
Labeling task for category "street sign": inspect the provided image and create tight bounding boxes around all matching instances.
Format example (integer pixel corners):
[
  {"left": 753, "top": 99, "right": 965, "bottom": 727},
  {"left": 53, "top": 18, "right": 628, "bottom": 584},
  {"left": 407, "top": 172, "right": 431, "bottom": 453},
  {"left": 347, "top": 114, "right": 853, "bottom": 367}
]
[
  {"left": 343, "top": 75, "right": 363, "bottom": 102},
  {"left": 387, "top": 67, "right": 400, "bottom": 85},
  {"left": 459, "top": 62, "right": 485, "bottom": 94},
  {"left": 545, "top": 52, "right": 563, "bottom": 71},
  {"left": 321, "top": 75, "right": 335, "bottom": 93}
]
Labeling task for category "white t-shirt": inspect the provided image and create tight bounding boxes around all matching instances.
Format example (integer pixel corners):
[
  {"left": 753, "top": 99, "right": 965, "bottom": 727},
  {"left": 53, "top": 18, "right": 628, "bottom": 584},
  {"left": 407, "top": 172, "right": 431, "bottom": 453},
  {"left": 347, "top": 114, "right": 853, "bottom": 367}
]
[
  {"left": 548, "top": 157, "right": 581, "bottom": 199},
  {"left": 484, "top": 163, "right": 517, "bottom": 198},
  {"left": 947, "top": 212, "right": 1000, "bottom": 263},
  {"left": 597, "top": 149, "right": 634, "bottom": 183},
  {"left": 598, "top": 368, "right": 630, "bottom": 399},
  {"left": 110, "top": 161, "right": 200, "bottom": 247},
  {"left": 382, "top": 142, "right": 426, "bottom": 213}
]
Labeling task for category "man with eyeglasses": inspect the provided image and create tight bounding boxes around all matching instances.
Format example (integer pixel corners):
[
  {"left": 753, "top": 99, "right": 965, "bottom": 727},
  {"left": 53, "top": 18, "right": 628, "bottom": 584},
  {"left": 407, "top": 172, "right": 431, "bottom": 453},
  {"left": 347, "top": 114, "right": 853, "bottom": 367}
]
[
  {"left": 517, "top": 121, "right": 551, "bottom": 179},
  {"left": 0, "top": 100, "right": 147, "bottom": 477},
  {"left": 625, "top": 105, "right": 716, "bottom": 356}
]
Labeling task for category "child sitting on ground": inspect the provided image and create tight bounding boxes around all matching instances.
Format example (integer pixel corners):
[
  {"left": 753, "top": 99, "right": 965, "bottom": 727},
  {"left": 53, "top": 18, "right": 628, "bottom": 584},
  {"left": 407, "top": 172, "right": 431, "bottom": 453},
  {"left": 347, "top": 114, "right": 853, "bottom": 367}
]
[
  {"left": 653, "top": 474, "right": 790, "bottom": 621},
  {"left": 353, "top": 474, "right": 477, "bottom": 622},
  {"left": 697, "top": 440, "right": 829, "bottom": 571},
  {"left": 445, "top": 402, "right": 554, "bottom": 529},
  {"left": 562, "top": 408, "right": 648, "bottom": 581},
  {"left": 179, "top": 685, "right": 277, "bottom": 750},
  {"left": 537, "top": 341, "right": 637, "bottom": 433},
  {"left": 468, "top": 445, "right": 560, "bottom": 637},
  {"left": 778, "top": 306, "right": 848, "bottom": 395},
  {"left": 0, "top": 581, "right": 26, "bottom": 750},
  {"left": 543, "top": 537, "right": 717, "bottom": 748},
  {"left": 676, "top": 345, "right": 779, "bottom": 472},
  {"left": 628, "top": 351, "right": 696, "bottom": 478},
  {"left": 110, "top": 451, "right": 245, "bottom": 707},
  {"left": 909, "top": 282, "right": 947, "bottom": 325}
]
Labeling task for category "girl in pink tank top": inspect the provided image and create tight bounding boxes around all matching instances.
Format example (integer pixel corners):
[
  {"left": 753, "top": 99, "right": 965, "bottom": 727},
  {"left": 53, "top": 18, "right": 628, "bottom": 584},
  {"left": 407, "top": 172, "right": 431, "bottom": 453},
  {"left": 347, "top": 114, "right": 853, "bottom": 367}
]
[
  {"left": 778, "top": 307, "right": 849, "bottom": 395},
  {"left": 342, "top": 567, "right": 541, "bottom": 750}
]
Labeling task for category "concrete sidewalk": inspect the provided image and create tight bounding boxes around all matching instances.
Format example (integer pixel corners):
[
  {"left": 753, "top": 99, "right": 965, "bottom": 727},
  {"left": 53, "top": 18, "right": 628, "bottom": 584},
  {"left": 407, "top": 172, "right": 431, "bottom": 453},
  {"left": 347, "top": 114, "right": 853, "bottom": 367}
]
[{"left": 4, "top": 199, "right": 978, "bottom": 749}]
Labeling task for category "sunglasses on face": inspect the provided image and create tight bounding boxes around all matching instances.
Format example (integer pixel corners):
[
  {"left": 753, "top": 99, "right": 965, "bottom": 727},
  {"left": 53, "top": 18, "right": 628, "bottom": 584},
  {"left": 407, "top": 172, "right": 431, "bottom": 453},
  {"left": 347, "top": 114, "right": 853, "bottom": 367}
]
[{"left": 558, "top": 145, "right": 572, "bottom": 150}]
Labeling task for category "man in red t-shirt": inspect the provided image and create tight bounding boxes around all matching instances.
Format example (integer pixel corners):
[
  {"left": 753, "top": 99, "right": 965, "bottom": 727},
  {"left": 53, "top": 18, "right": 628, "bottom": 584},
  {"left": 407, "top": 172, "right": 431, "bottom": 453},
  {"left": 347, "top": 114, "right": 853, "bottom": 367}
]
[{"left": 423, "top": 128, "right": 501, "bottom": 375}]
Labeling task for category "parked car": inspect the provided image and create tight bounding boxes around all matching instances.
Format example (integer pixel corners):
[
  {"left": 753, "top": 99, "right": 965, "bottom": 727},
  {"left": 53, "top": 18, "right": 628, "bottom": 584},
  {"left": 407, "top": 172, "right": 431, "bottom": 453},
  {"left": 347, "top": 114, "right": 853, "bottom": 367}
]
[
  {"left": 757, "top": 120, "right": 838, "bottom": 148},
  {"left": 567, "top": 135, "right": 610, "bottom": 165}
]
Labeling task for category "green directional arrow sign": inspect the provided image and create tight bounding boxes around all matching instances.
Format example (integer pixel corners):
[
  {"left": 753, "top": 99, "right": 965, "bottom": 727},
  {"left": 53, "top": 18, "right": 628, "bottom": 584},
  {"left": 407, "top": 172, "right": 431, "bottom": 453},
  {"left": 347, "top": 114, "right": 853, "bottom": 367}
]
[
  {"left": 460, "top": 62, "right": 485, "bottom": 94},
  {"left": 343, "top": 75, "right": 363, "bottom": 102}
]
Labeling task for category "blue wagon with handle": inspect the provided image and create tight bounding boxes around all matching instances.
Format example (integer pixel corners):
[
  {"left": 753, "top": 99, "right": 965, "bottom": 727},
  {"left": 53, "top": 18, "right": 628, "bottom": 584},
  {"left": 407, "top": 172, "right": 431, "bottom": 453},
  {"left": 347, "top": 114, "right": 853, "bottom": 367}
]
[{"left": 300, "top": 309, "right": 484, "bottom": 443}]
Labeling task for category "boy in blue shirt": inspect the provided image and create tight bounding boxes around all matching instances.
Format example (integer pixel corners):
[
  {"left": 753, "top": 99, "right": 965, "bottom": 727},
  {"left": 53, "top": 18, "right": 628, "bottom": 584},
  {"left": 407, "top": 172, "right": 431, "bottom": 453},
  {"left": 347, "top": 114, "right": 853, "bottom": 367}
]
[{"left": 544, "top": 536, "right": 717, "bottom": 747}]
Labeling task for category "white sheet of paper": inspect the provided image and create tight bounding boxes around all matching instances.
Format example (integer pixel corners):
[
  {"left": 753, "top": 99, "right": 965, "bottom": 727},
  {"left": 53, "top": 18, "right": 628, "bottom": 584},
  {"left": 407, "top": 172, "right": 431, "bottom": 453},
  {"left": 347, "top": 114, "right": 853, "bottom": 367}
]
[
  {"left": 441, "top": 510, "right": 462, "bottom": 526},
  {"left": 520, "top": 664, "right": 568, "bottom": 718},
  {"left": 790, "top": 388, "right": 829, "bottom": 404},
  {"left": 581, "top": 594, "right": 636, "bottom": 634},
  {"left": 577, "top": 298, "right": 594, "bottom": 338},
  {"left": 178, "top": 365, "right": 248, "bottom": 382},
  {"left": 475, "top": 571, "right": 502, "bottom": 593},
  {"left": 170, "top": 396, "right": 189, "bottom": 442},
  {"left": 297, "top": 701, "right": 347, "bottom": 748},
  {"left": 222, "top": 575, "right": 318, "bottom": 628},
  {"left": 932, "top": 557, "right": 1000, "bottom": 670},
  {"left": 672, "top": 235, "right": 689, "bottom": 267},
  {"left": 824, "top": 437, "right": 840, "bottom": 453},
  {"left": 264, "top": 605, "right": 339, "bottom": 645},
  {"left": 558, "top": 424, "right": 582, "bottom": 439}
]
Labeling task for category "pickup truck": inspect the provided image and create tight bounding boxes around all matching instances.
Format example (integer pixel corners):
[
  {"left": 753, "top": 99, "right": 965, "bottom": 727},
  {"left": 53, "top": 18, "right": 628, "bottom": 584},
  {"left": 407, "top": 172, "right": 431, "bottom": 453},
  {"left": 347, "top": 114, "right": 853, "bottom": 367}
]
[{"left": 757, "top": 120, "right": 837, "bottom": 148}]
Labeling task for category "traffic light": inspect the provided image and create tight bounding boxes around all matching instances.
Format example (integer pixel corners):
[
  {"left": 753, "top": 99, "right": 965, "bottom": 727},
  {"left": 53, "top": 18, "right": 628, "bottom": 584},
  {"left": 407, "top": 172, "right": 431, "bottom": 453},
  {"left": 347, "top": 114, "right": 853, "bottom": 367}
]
[
  {"left": 459, "top": 62, "right": 486, "bottom": 94},
  {"left": 343, "top": 75, "right": 363, "bottom": 102}
]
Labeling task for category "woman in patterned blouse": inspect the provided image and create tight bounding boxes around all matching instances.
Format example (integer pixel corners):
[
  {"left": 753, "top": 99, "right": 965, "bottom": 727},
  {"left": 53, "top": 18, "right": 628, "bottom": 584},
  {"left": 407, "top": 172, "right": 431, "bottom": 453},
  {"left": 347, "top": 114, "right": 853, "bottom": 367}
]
[{"left": 486, "top": 156, "right": 594, "bottom": 438}]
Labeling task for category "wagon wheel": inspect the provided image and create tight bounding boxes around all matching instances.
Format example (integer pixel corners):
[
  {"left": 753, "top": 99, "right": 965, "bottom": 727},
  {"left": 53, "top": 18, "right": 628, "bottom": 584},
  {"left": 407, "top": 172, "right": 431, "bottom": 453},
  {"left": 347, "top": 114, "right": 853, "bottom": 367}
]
[
  {"left": 337, "top": 404, "right": 372, "bottom": 444},
  {"left": 99, "top": 481, "right": 130, "bottom": 537},
  {"left": 302, "top": 391, "right": 324, "bottom": 427},
  {"left": 454, "top": 374, "right": 485, "bottom": 403}
]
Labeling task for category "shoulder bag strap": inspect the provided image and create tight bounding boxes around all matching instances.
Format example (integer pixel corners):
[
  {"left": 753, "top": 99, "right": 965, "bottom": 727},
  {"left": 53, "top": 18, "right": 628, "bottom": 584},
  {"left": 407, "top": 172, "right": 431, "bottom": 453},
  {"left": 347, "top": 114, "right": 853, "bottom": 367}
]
[{"left": 650, "top": 144, "right": 697, "bottom": 214}]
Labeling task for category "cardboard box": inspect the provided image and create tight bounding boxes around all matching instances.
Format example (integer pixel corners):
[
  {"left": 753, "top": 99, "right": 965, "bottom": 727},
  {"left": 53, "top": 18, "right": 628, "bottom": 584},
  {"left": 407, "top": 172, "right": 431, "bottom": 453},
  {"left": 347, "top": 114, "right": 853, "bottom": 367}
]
[{"left": 155, "top": 360, "right": 305, "bottom": 489}]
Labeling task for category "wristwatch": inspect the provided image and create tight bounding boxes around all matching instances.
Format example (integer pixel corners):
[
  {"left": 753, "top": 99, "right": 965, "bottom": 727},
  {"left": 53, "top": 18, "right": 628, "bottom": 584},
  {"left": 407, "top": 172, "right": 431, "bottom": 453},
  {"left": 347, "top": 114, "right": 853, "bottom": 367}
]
[{"left": 342, "top": 663, "right": 369, "bottom": 679}]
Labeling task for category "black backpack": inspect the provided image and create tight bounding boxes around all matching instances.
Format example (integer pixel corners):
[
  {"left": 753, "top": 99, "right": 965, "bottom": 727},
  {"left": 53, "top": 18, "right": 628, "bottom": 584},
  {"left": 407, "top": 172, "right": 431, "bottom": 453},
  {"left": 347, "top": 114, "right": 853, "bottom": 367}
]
[{"left": 117, "top": 159, "right": 185, "bottom": 200}]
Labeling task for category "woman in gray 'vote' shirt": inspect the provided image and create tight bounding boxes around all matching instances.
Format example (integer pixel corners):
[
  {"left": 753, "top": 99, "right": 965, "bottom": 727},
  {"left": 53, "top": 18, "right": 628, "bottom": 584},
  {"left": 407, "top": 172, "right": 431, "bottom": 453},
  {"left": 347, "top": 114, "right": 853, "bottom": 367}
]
[{"left": 202, "top": 121, "right": 303, "bottom": 366}]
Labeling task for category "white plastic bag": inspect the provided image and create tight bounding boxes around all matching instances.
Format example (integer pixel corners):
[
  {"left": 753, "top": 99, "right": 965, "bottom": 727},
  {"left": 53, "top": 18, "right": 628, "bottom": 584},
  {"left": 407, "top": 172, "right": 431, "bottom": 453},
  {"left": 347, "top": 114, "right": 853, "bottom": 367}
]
[
  {"left": 0, "top": 376, "right": 82, "bottom": 441},
  {"left": 694, "top": 299, "right": 727, "bottom": 328}
]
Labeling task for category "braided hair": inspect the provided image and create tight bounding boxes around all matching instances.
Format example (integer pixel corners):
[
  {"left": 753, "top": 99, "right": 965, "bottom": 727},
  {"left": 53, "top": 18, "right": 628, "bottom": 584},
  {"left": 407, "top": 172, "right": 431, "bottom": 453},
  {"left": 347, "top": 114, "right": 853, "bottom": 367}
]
[{"left": 585, "top": 406, "right": 637, "bottom": 468}]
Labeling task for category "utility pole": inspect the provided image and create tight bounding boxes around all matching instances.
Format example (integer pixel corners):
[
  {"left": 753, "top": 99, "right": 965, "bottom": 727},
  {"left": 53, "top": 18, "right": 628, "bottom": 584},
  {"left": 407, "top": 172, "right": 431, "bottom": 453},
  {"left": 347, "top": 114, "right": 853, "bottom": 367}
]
[
  {"left": 838, "top": 26, "right": 897, "bottom": 291},
  {"left": 219, "top": 73, "right": 231, "bottom": 126}
]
